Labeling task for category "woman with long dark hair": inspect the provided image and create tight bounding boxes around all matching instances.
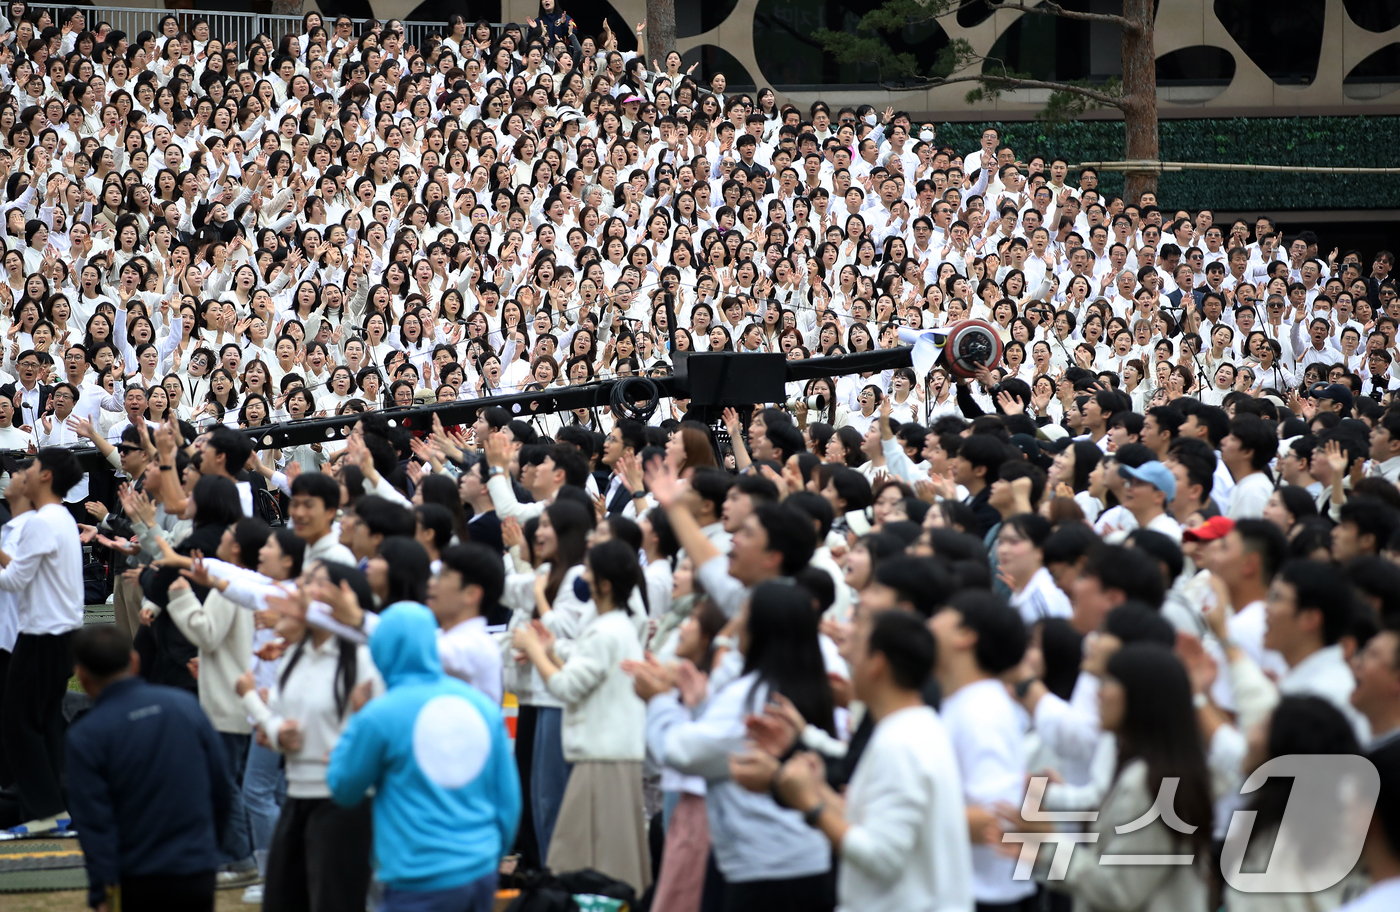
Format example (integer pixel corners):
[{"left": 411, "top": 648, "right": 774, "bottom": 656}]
[
  {"left": 1048, "top": 439, "right": 1105, "bottom": 523},
  {"left": 1057, "top": 643, "right": 1212, "bottom": 911},
  {"left": 513, "top": 540, "right": 650, "bottom": 892},
  {"left": 503, "top": 499, "right": 595, "bottom": 869},
  {"left": 239, "top": 561, "right": 382, "bottom": 912},
  {"left": 144, "top": 474, "right": 244, "bottom": 691},
  {"left": 647, "top": 593, "right": 727, "bottom": 912},
  {"left": 637, "top": 582, "right": 836, "bottom": 909},
  {"left": 366, "top": 536, "right": 432, "bottom": 608}
]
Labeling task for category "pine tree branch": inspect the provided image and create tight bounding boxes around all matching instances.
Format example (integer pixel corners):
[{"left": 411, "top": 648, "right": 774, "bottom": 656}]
[
  {"left": 988, "top": 0, "right": 1143, "bottom": 34},
  {"left": 915, "top": 72, "right": 1125, "bottom": 109}
]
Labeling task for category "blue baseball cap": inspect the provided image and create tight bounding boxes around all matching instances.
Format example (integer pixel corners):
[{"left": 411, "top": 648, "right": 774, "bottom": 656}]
[{"left": 1119, "top": 461, "right": 1176, "bottom": 502}]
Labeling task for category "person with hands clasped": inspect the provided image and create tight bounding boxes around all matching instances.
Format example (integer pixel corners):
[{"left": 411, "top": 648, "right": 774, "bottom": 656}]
[
  {"left": 513, "top": 539, "right": 650, "bottom": 893},
  {"left": 769, "top": 609, "right": 973, "bottom": 912},
  {"left": 501, "top": 499, "right": 595, "bottom": 868},
  {"left": 631, "top": 581, "right": 838, "bottom": 911},
  {"left": 238, "top": 561, "right": 382, "bottom": 912}
]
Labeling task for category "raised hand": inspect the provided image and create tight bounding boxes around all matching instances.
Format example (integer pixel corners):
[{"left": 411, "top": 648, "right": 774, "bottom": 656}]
[
  {"left": 501, "top": 516, "right": 523, "bottom": 550},
  {"left": 179, "top": 553, "right": 217, "bottom": 589}
]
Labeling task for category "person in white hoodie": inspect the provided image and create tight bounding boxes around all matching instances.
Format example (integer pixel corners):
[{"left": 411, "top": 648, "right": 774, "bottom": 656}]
[{"left": 512, "top": 539, "right": 649, "bottom": 894}]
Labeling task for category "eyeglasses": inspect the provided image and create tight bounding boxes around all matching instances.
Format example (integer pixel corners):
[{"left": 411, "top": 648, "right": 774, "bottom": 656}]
[{"left": 116, "top": 445, "right": 141, "bottom": 455}]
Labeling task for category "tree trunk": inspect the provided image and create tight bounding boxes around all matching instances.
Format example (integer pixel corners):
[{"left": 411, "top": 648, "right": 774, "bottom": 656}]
[
  {"left": 1119, "top": 0, "right": 1158, "bottom": 203},
  {"left": 645, "top": 0, "right": 676, "bottom": 63},
  {"left": 270, "top": 0, "right": 303, "bottom": 16}
]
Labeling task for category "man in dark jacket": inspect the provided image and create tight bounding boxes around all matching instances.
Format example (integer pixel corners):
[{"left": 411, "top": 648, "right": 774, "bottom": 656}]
[{"left": 66, "top": 624, "right": 232, "bottom": 911}]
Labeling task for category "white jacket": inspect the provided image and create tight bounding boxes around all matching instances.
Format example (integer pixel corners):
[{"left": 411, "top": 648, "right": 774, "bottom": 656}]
[
  {"left": 546, "top": 608, "right": 645, "bottom": 762},
  {"left": 166, "top": 586, "right": 253, "bottom": 735}
]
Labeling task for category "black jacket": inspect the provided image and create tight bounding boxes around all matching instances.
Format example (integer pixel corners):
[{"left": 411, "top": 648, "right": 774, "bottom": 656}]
[
  {"left": 0, "top": 381, "right": 52, "bottom": 432},
  {"left": 140, "top": 521, "right": 228, "bottom": 690},
  {"left": 66, "top": 676, "right": 232, "bottom": 906},
  {"left": 828, "top": 677, "right": 942, "bottom": 790},
  {"left": 966, "top": 486, "right": 1003, "bottom": 539}
]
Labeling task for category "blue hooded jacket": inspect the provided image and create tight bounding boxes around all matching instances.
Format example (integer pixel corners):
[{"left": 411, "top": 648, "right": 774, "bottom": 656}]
[{"left": 327, "top": 602, "right": 520, "bottom": 891}]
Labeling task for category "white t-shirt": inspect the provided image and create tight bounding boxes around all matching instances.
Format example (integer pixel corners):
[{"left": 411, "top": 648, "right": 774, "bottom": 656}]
[
  {"left": 838, "top": 705, "right": 974, "bottom": 912},
  {"left": 1227, "top": 471, "right": 1274, "bottom": 520},
  {"left": 941, "top": 678, "right": 1036, "bottom": 904},
  {"left": 437, "top": 615, "right": 503, "bottom": 704}
]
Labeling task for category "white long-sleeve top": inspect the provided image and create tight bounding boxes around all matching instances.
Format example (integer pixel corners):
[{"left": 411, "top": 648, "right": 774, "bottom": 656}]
[
  {"left": 647, "top": 671, "right": 832, "bottom": 883},
  {"left": 165, "top": 585, "right": 253, "bottom": 735},
  {"left": 838, "top": 704, "right": 974, "bottom": 912},
  {"left": 0, "top": 503, "right": 83, "bottom": 635},
  {"left": 0, "top": 511, "right": 31, "bottom": 652},
  {"left": 941, "top": 678, "right": 1036, "bottom": 905},
  {"left": 1033, "top": 671, "right": 1103, "bottom": 787},
  {"left": 241, "top": 634, "right": 382, "bottom": 799},
  {"left": 545, "top": 608, "right": 645, "bottom": 762}
]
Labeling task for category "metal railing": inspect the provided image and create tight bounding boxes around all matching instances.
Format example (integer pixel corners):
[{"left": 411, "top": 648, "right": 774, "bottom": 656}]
[{"left": 29, "top": 5, "right": 498, "bottom": 55}]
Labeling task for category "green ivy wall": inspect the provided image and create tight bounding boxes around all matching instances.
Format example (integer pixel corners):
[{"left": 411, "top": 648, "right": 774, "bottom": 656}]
[{"left": 935, "top": 117, "right": 1400, "bottom": 210}]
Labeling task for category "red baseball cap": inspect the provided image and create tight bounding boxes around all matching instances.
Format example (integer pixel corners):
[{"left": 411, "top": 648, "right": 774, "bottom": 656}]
[{"left": 1182, "top": 516, "right": 1235, "bottom": 543}]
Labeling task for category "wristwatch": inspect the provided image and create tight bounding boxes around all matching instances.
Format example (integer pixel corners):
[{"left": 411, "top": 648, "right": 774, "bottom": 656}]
[
  {"left": 803, "top": 802, "right": 826, "bottom": 827},
  {"left": 631, "top": 490, "right": 647, "bottom": 499},
  {"left": 488, "top": 465, "right": 506, "bottom": 477}
]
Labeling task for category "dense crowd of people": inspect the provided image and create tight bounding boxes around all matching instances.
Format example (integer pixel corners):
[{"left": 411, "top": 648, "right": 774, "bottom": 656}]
[{"left": 0, "top": 4, "right": 1398, "bottom": 912}]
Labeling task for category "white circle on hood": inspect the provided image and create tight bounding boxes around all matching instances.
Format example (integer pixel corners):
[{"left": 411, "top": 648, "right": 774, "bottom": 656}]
[{"left": 413, "top": 694, "right": 490, "bottom": 789}]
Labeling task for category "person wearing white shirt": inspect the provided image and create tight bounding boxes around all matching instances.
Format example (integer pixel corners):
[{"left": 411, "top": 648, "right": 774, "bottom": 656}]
[
  {"left": 932, "top": 591, "right": 1037, "bottom": 909},
  {"left": 431, "top": 544, "right": 505, "bottom": 704},
  {"left": 1221, "top": 416, "right": 1277, "bottom": 521},
  {"left": 1221, "top": 558, "right": 1364, "bottom": 744},
  {"left": 1337, "top": 873, "right": 1400, "bottom": 912},
  {"left": 1291, "top": 314, "right": 1345, "bottom": 373},
  {"left": 1116, "top": 460, "right": 1184, "bottom": 543},
  {"left": 771, "top": 610, "right": 973, "bottom": 912},
  {"left": 995, "top": 514, "right": 1073, "bottom": 624},
  {"left": 0, "top": 448, "right": 86, "bottom": 834},
  {"left": 291, "top": 474, "right": 358, "bottom": 568},
  {"left": 0, "top": 396, "right": 29, "bottom": 450},
  {"left": 1223, "top": 560, "right": 1370, "bottom": 747}
]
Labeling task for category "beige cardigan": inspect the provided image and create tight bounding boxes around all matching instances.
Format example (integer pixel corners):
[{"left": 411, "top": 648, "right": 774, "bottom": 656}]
[
  {"left": 166, "top": 585, "right": 253, "bottom": 735},
  {"left": 1058, "top": 758, "right": 1209, "bottom": 912}
]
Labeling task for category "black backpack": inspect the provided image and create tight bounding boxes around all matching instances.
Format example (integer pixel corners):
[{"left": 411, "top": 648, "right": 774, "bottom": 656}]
[
  {"left": 502, "top": 869, "right": 636, "bottom": 912},
  {"left": 83, "top": 543, "right": 110, "bottom": 605}
]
